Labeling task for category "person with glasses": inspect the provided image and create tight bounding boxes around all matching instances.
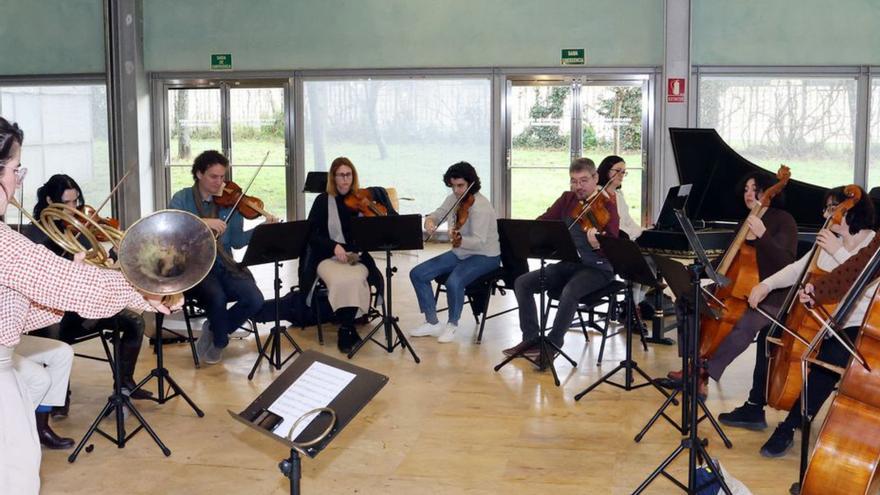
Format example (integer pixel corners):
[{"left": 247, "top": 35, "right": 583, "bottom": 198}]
[
  {"left": 502, "top": 157, "right": 620, "bottom": 366},
  {"left": 169, "top": 150, "right": 276, "bottom": 365},
  {"left": 408, "top": 161, "right": 500, "bottom": 343},
  {"left": 0, "top": 116, "right": 178, "bottom": 494},
  {"left": 300, "top": 157, "right": 392, "bottom": 353},
  {"left": 711, "top": 186, "right": 874, "bottom": 457},
  {"left": 597, "top": 155, "right": 641, "bottom": 240}
]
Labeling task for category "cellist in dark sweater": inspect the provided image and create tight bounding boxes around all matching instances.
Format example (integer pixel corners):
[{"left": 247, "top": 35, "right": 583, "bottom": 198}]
[{"left": 661, "top": 173, "right": 797, "bottom": 398}]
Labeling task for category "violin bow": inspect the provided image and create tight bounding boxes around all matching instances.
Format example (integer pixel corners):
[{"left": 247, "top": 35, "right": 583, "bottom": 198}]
[
  {"left": 424, "top": 181, "right": 475, "bottom": 242},
  {"left": 93, "top": 169, "right": 133, "bottom": 218},
  {"left": 222, "top": 151, "right": 271, "bottom": 224}
]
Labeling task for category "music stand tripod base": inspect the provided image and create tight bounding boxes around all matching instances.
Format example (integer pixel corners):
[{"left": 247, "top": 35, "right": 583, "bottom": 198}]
[
  {"left": 241, "top": 221, "right": 311, "bottom": 380},
  {"left": 346, "top": 215, "right": 423, "bottom": 363},
  {"left": 69, "top": 321, "right": 171, "bottom": 463}
]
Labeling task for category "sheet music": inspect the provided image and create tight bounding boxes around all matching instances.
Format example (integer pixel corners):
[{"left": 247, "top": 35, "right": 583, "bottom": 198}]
[{"left": 268, "top": 362, "right": 356, "bottom": 441}]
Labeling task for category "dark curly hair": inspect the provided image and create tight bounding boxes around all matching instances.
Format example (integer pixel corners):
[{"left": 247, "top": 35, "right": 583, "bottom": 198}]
[
  {"left": 824, "top": 185, "right": 875, "bottom": 235},
  {"left": 191, "top": 150, "right": 229, "bottom": 182},
  {"left": 33, "top": 174, "right": 85, "bottom": 219},
  {"left": 737, "top": 172, "right": 785, "bottom": 210},
  {"left": 597, "top": 155, "right": 625, "bottom": 188},
  {"left": 443, "top": 161, "right": 481, "bottom": 194}
]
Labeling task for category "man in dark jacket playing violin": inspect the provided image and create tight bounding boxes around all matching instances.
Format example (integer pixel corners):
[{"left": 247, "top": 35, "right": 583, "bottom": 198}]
[
  {"left": 503, "top": 157, "right": 620, "bottom": 366},
  {"left": 169, "top": 150, "right": 276, "bottom": 365}
]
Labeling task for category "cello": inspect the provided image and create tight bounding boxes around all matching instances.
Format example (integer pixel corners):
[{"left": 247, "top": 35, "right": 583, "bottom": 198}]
[
  {"left": 699, "top": 165, "right": 791, "bottom": 358},
  {"left": 765, "top": 185, "right": 862, "bottom": 411},
  {"left": 800, "top": 245, "right": 880, "bottom": 494}
]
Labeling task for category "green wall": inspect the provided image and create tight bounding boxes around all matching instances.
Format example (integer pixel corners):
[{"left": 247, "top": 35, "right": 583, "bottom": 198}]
[
  {"left": 693, "top": 0, "right": 880, "bottom": 65},
  {"left": 143, "top": 0, "right": 664, "bottom": 71},
  {"left": 0, "top": 0, "right": 104, "bottom": 75}
]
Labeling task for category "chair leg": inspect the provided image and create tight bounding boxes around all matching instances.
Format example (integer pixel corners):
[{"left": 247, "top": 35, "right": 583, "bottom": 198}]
[
  {"left": 182, "top": 308, "right": 201, "bottom": 369},
  {"left": 577, "top": 310, "right": 589, "bottom": 342},
  {"left": 597, "top": 317, "right": 609, "bottom": 364},
  {"left": 250, "top": 320, "right": 262, "bottom": 353},
  {"left": 314, "top": 299, "right": 324, "bottom": 345},
  {"left": 100, "top": 331, "right": 115, "bottom": 379}
]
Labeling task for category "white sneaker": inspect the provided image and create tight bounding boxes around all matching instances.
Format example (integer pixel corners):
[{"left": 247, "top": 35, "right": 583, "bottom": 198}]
[
  {"left": 437, "top": 323, "right": 457, "bottom": 343},
  {"left": 409, "top": 321, "right": 443, "bottom": 337}
]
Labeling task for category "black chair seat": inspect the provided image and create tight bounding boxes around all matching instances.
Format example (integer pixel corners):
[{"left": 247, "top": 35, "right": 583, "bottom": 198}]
[
  {"left": 544, "top": 279, "right": 631, "bottom": 363},
  {"left": 434, "top": 266, "right": 505, "bottom": 295}
]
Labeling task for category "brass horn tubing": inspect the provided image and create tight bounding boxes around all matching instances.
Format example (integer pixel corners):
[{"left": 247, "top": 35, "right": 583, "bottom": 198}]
[
  {"left": 6, "top": 195, "right": 54, "bottom": 240},
  {"left": 40, "top": 204, "right": 114, "bottom": 268}
]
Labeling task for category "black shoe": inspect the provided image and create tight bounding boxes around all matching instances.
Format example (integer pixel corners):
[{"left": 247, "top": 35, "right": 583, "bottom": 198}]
[
  {"left": 718, "top": 402, "right": 767, "bottom": 431},
  {"left": 760, "top": 423, "right": 795, "bottom": 458},
  {"left": 35, "top": 411, "right": 74, "bottom": 450},
  {"left": 122, "top": 377, "right": 154, "bottom": 400},
  {"left": 337, "top": 326, "right": 361, "bottom": 354}
]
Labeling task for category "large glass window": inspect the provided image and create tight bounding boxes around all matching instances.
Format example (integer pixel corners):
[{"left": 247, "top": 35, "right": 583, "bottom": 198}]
[
  {"left": 303, "top": 78, "right": 492, "bottom": 218},
  {"left": 869, "top": 78, "right": 880, "bottom": 190},
  {"left": 699, "top": 76, "right": 857, "bottom": 186},
  {"left": 509, "top": 80, "right": 646, "bottom": 220},
  {"left": 0, "top": 84, "right": 109, "bottom": 219}
]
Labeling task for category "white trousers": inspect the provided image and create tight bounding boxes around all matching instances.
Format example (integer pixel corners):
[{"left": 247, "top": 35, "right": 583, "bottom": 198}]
[
  {"left": 0, "top": 344, "right": 41, "bottom": 495},
  {"left": 13, "top": 335, "right": 74, "bottom": 408}
]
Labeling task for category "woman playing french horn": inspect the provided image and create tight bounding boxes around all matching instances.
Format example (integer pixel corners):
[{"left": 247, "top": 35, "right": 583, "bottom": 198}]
[{"left": 0, "top": 116, "right": 179, "bottom": 494}]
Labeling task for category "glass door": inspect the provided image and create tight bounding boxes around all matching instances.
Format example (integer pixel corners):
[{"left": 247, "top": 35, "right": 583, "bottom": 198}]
[
  {"left": 507, "top": 76, "right": 649, "bottom": 221},
  {"left": 580, "top": 81, "right": 646, "bottom": 222},
  {"left": 163, "top": 81, "right": 290, "bottom": 222},
  {"left": 508, "top": 80, "right": 576, "bottom": 219}
]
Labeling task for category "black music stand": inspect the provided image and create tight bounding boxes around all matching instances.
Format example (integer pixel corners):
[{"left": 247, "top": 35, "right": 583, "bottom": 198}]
[
  {"left": 574, "top": 235, "right": 673, "bottom": 400},
  {"left": 493, "top": 219, "right": 579, "bottom": 387},
  {"left": 346, "top": 214, "right": 422, "bottom": 362},
  {"left": 245, "top": 220, "right": 310, "bottom": 380},
  {"left": 68, "top": 320, "right": 170, "bottom": 462},
  {"left": 633, "top": 210, "right": 732, "bottom": 495},
  {"left": 230, "top": 350, "right": 388, "bottom": 495}
]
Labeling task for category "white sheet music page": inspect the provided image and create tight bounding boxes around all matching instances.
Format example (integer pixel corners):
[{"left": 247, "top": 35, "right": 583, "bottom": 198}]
[{"left": 268, "top": 361, "right": 356, "bottom": 441}]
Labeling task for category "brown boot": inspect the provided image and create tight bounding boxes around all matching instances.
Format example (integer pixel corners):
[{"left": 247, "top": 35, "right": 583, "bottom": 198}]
[{"left": 36, "top": 411, "right": 74, "bottom": 449}]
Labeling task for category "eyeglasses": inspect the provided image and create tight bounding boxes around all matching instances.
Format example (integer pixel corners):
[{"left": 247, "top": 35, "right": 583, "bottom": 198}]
[
  {"left": 13, "top": 166, "right": 27, "bottom": 185},
  {"left": 335, "top": 172, "right": 353, "bottom": 179},
  {"left": 610, "top": 169, "right": 628, "bottom": 178},
  {"left": 823, "top": 203, "right": 840, "bottom": 214}
]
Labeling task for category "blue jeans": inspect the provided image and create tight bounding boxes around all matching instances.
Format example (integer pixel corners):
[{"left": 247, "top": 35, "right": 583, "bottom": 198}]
[
  {"left": 409, "top": 251, "right": 500, "bottom": 325},
  {"left": 186, "top": 264, "right": 264, "bottom": 348}
]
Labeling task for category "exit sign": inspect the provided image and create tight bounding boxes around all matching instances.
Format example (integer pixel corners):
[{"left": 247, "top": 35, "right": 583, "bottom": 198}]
[
  {"left": 561, "top": 49, "right": 585, "bottom": 65},
  {"left": 211, "top": 54, "right": 232, "bottom": 70}
]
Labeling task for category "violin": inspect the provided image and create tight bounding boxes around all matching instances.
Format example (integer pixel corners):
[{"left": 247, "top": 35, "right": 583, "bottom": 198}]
[
  {"left": 78, "top": 205, "right": 121, "bottom": 243},
  {"left": 569, "top": 183, "right": 613, "bottom": 233},
  {"left": 450, "top": 193, "right": 475, "bottom": 248},
  {"left": 343, "top": 189, "right": 388, "bottom": 217},
  {"left": 699, "top": 165, "right": 791, "bottom": 358},
  {"left": 214, "top": 180, "right": 273, "bottom": 220},
  {"left": 765, "top": 185, "right": 862, "bottom": 411}
]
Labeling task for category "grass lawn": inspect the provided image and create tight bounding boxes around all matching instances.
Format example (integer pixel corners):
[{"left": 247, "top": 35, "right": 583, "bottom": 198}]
[{"left": 164, "top": 137, "right": 860, "bottom": 224}]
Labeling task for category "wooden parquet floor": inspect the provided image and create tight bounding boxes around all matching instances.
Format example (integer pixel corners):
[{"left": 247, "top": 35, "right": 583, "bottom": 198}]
[{"left": 40, "top": 245, "right": 810, "bottom": 494}]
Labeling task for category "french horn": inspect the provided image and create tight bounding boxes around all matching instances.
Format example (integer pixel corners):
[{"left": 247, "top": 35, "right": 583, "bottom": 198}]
[{"left": 9, "top": 196, "right": 215, "bottom": 296}]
